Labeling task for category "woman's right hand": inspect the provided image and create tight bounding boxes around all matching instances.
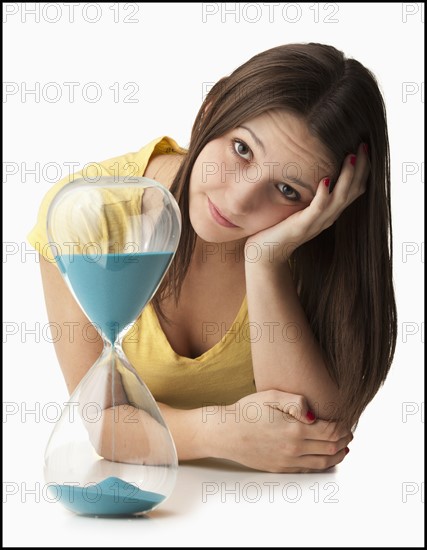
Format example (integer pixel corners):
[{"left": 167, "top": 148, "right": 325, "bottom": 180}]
[{"left": 212, "top": 390, "right": 353, "bottom": 473}]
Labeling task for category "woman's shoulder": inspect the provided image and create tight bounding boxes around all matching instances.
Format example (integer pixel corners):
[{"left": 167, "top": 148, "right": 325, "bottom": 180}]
[{"left": 144, "top": 151, "right": 185, "bottom": 190}]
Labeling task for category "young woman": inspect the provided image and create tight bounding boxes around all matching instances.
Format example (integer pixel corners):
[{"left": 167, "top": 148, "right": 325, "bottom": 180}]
[{"left": 29, "top": 42, "right": 397, "bottom": 473}]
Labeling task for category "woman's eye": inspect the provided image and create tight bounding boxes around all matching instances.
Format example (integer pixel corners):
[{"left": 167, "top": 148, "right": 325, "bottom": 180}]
[
  {"left": 233, "top": 139, "right": 252, "bottom": 161},
  {"left": 277, "top": 183, "right": 300, "bottom": 201}
]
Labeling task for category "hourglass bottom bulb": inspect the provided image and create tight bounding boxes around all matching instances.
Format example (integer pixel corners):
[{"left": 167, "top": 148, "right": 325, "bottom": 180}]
[{"left": 48, "top": 476, "right": 165, "bottom": 516}]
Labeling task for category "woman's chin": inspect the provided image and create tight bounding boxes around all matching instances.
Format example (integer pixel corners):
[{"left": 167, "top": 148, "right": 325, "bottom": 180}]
[{"left": 194, "top": 229, "right": 232, "bottom": 244}]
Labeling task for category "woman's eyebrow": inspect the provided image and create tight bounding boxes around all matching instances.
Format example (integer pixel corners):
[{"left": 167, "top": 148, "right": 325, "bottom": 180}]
[{"left": 237, "top": 125, "right": 266, "bottom": 155}]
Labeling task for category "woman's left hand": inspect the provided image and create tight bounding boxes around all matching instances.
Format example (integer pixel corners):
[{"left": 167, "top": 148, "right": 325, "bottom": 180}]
[{"left": 245, "top": 142, "right": 370, "bottom": 266}]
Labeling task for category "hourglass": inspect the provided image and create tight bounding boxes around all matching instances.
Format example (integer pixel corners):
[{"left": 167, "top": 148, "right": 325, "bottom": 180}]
[{"left": 44, "top": 176, "right": 181, "bottom": 516}]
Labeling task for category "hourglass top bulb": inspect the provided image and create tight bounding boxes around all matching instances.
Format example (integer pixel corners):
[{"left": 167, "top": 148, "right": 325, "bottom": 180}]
[
  {"left": 56, "top": 251, "right": 174, "bottom": 344},
  {"left": 47, "top": 177, "right": 181, "bottom": 343}
]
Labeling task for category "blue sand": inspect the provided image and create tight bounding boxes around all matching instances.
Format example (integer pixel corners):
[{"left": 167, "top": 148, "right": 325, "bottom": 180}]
[
  {"left": 56, "top": 252, "right": 173, "bottom": 343},
  {"left": 49, "top": 476, "right": 165, "bottom": 516}
]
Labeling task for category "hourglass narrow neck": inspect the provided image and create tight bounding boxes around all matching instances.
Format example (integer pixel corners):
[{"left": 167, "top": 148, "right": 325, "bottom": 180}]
[
  {"left": 100, "top": 322, "right": 121, "bottom": 347},
  {"left": 101, "top": 336, "right": 131, "bottom": 374},
  {"left": 101, "top": 335, "right": 123, "bottom": 352}
]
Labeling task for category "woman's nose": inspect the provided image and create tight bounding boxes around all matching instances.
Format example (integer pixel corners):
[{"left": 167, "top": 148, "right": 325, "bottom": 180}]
[{"left": 224, "top": 167, "right": 264, "bottom": 215}]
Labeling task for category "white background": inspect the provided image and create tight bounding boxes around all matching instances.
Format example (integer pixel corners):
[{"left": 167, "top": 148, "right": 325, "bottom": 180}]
[{"left": 3, "top": 2, "right": 424, "bottom": 547}]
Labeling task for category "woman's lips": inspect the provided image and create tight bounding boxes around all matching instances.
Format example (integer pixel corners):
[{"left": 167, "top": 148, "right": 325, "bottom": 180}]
[{"left": 208, "top": 198, "right": 240, "bottom": 228}]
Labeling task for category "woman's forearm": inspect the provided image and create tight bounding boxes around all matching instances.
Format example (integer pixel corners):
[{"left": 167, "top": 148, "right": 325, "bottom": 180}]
[
  {"left": 245, "top": 260, "right": 341, "bottom": 420},
  {"left": 90, "top": 402, "right": 223, "bottom": 463},
  {"left": 78, "top": 388, "right": 354, "bottom": 472},
  {"left": 157, "top": 402, "right": 219, "bottom": 460}
]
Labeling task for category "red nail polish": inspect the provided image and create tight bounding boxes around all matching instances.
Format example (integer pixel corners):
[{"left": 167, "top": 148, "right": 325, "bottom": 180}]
[
  {"left": 306, "top": 410, "right": 316, "bottom": 421},
  {"left": 362, "top": 143, "right": 369, "bottom": 154},
  {"left": 350, "top": 155, "right": 356, "bottom": 166},
  {"left": 324, "top": 178, "right": 330, "bottom": 187},
  {"left": 344, "top": 447, "right": 350, "bottom": 455}
]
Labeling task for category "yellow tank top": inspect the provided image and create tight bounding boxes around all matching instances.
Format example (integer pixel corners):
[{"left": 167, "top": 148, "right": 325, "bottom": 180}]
[{"left": 27, "top": 136, "right": 256, "bottom": 409}]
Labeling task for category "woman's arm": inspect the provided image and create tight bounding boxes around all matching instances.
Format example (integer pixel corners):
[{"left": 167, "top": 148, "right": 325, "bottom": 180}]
[
  {"left": 40, "top": 256, "right": 104, "bottom": 395},
  {"left": 77, "top": 396, "right": 351, "bottom": 472},
  {"left": 245, "top": 259, "right": 340, "bottom": 420},
  {"left": 245, "top": 146, "right": 370, "bottom": 422}
]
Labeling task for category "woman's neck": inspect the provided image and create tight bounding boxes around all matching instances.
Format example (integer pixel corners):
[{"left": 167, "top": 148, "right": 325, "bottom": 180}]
[{"left": 192, "top": 236, "right": 247, "bottom": 270}]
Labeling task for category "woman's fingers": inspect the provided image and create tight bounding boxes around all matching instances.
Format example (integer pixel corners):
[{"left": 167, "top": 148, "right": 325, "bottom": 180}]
[
  {"left": 331, "top": 142, "right": 370, "bottom": 203},
  {"left": 298, "top": 417, "right": 351, "bottom": 441},
  {"left": 298, "top": 433, "right": 353, "bottom": 456},
  {"left": 299, "top": 141, "right": 370, "bottom": 233},
  {"left": 287, "top": 446, "right": 349, "bottom": 471},
  {"left": 270, "top": 390, "right": 318, "bottom": 425}
]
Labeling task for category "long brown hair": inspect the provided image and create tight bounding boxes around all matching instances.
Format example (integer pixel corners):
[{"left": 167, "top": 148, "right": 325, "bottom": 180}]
[{"left": 153, "top": 42, "right": 397, "bottom": 430}]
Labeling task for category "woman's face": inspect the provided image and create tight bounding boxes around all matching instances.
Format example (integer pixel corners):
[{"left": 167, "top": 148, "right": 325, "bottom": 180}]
[{"left": 189, "top": 109, "right": 335, "bottom": 243}]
